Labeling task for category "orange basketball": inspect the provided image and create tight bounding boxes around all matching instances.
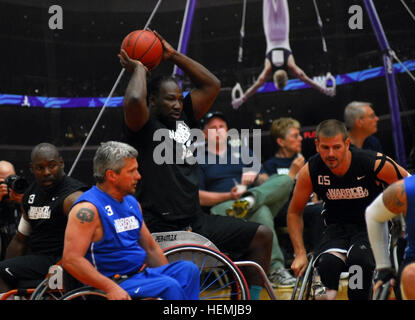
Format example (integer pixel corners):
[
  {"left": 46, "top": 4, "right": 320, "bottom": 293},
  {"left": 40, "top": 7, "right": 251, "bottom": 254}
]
[{"left": 121, "top": 30, "right": 163, "bottom": 70}]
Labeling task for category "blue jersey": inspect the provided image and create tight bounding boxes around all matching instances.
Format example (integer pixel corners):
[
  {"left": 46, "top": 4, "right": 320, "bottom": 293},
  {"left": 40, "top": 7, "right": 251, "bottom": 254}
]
[
  {"left": 74, "top": 186, "right": 146, "bottom": 277},
  {"left": 404, "top": 175, "right": 415, "bottom": 259}
]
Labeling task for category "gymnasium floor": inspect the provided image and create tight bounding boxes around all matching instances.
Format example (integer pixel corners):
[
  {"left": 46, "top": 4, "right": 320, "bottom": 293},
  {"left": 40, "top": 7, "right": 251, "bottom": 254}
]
[{"left": 260, "top": 279, "right": 349, "bottom": 300}]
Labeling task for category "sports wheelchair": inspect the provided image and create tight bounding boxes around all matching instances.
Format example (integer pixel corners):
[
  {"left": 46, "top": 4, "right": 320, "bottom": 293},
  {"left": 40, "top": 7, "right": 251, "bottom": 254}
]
[
  {"left": 372, "top": 215, "right": 406, "bottom": 300},
  {"left": 1, "top": 231, "right": 276, "bottom": 300},
  {"left": 291, "top": 216, "right": 407, "bottom": 301}
]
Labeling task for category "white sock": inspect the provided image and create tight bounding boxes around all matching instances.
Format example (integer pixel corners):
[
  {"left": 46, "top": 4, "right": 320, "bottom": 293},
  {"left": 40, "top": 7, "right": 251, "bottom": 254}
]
[{"left": 242, "top": 195, "right": 255, "bottom": 209}]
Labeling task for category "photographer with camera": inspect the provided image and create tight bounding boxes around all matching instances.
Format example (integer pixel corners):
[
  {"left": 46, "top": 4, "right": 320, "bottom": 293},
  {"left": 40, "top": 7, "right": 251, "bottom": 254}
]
[{"left": 0, "top": 161, "right": 26, "bottom": 261}]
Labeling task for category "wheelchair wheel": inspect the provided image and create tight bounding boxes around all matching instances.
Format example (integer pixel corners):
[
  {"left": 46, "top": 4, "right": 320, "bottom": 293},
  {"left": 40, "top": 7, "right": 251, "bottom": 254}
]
[
  {"left": 164, "top": 244, "right": 250, "bottom": 300},
  {"left": 30, "top": 278, "right": 65, "bottom": 300},
  {"left": 59, "top": 286, "right": 108, "bottom": 300},
  {"left": 291, "top": 254, "right": 314, "bottom": 300}
]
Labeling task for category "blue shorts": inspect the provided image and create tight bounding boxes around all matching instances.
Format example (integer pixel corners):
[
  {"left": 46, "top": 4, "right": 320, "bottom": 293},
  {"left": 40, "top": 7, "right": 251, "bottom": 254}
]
[{"left": 119, "top": 261, "right": 199, "bottom": 300}]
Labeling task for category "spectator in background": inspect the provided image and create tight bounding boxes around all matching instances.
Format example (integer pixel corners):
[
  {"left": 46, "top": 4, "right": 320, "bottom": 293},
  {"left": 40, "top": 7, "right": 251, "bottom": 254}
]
[
  {"left": 344, "top": 101, "right": 382, "bottom": 152},
  {"left": 198, "top": 112, "right": 296, "bottom": 288},
  {"left": 263, "top": 118, "right": 324, "bottom": 252},
  {"left": 0, "top": 161, "right": 23, "bottom": 261},
  {"left": 0, "top": 143, "right": 87, "bottom": 293}
]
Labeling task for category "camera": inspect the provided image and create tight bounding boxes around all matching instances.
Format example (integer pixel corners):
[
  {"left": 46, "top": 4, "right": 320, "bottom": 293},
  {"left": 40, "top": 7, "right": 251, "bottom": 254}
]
[{"left": 4, "top": 175, "right": 29, "bottom": 194}]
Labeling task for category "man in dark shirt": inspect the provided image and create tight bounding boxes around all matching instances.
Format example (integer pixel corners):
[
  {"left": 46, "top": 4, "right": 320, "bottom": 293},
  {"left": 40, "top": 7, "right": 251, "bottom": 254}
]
[
  {"left": 119, "top": 32, "right": 273, "bottom": 299},
  {"left": 0, "top": 143, "right": 86, "bottom": 293},
  {"left": 198, "top": 112, "right": 295, "bottom": 288},
  {"left": 287, "top": 119, "right": 408, "bottom": 300}
]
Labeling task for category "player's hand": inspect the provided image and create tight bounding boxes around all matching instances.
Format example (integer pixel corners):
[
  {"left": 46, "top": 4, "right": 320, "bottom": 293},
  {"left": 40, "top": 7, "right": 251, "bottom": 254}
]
[
  {"left": 118, "top": 49, "right": 148, "bottom": 74},
  {"left": 373, "top": 268, "right": 396, "bottom": 297},
  {"left": 106, "top": 285, "right": 132, "bottom": 300},
  {"left": 291, "top": 253, "right": 308, "bottom": 278},
  {"left": 232, "top": 97, "right": 244, "bottom": 110},
  {"left": 151, "top": 30, "right": 176, "bottom": 61}
]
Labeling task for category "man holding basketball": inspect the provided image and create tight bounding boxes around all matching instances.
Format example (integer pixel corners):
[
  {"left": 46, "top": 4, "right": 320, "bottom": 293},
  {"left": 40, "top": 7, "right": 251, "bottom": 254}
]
[{"left": 118, "top": 31, "right": 273, "bottom": 300}]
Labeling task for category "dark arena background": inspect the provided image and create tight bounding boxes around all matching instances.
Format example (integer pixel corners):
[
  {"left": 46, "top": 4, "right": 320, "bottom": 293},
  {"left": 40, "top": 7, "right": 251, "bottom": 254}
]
[{"left": 0, "top": 0, "right": 414, "bottom": 186}]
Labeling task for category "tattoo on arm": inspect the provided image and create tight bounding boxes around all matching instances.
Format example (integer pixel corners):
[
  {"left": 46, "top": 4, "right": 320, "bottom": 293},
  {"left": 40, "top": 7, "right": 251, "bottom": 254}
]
[
  {"left": 76, "top": 208, "right": 95, "bottom": 224},
  {"left": 383, "top": 181, "right": 407, "bottom": 214}
]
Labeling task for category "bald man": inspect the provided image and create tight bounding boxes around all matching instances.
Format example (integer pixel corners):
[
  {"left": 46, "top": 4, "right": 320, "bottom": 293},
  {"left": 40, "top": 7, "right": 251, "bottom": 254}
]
[
  {"left": 0, "top": 143, "right": 87, "bottom": 293},
  {"left": 0, "top": 161, "right": 23, "bottom": 260}
]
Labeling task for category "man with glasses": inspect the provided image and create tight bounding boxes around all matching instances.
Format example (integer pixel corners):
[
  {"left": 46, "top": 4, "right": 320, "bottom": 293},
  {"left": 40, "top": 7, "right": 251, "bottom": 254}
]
[
  {"left": 344, "top": 101, "right": 382, "bottom": 152},
  {"left": 0, "top": 143, "right": 87, "bottom": 293}
]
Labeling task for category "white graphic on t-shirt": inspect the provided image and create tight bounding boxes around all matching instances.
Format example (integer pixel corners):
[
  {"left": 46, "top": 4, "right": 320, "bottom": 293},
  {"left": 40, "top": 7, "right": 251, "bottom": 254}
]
[
  {"left": 326, "top": 187, "right": 369, "bottom": 200},
  {"left": 114, "top": 216, "right": 139, "bottom": 233},
  {"left": 28, "top": 206, "right": 51, "bottom": 219}
]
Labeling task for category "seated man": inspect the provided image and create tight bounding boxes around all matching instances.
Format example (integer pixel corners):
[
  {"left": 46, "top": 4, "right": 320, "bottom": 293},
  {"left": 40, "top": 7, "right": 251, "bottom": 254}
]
[
  {"left": 0, "top": 143, "right": 86, "bottom": 292},
  {"left": 344, "top": 101, "right": 382, "bottom": 152},
  {"left": 263, "top": 117, "right": 324, "bottom": 251},
  {"left": 198, "top": 111, "right": 295, "bottom": 288},
  {"left": 366, "top": 175, "right": 415, "bottom": 300},
  {"left": 288, "top": 119, "right": 408, "bottom": 300},
  {"left": 62, "top": 141, "right": 199, "bottom": 300}
]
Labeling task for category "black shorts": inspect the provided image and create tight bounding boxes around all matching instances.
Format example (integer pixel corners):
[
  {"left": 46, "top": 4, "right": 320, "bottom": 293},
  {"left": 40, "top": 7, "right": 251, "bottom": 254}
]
[
  {"left": 266, "top": 47, "right": 292, "bottom": 72},
  {"left": 0, "top": 254, "right": 59, "bottom": 288},
  {"left": 313, "top": 223, "right": 370, "bottom": 264},
  {"left": 145, "top": 211, "right": 260, "bottom": 258}
]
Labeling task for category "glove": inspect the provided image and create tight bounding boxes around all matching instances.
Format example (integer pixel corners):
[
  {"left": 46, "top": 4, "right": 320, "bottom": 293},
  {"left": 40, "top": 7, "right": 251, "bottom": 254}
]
[
  {"left": 374, "top": 268, "right": 396, "bottom": 285},
  {"left": 232, "top": 96, "right": 245, "bottom": 110}
]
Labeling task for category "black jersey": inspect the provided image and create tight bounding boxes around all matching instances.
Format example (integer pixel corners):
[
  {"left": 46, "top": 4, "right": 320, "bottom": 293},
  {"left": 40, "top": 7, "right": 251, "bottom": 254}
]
[
  {"left": 308, "top": 148, "right": 383, "bottom": 227},
  {"left": 22, "top": 175, "right": 87, "bottom": 256},
  {"left": 124, "top": 94, "right": 201, "bottom": 227}
]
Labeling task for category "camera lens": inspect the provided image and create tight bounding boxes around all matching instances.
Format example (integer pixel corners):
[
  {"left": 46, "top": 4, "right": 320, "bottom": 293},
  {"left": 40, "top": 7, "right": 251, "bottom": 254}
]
[{"left": 5, "top": 175, "right": 29, "bottom": 194}]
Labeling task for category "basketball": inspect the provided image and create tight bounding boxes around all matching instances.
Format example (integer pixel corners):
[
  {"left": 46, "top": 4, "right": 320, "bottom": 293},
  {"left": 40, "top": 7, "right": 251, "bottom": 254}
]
[{"left": 121, "top": 30, "right": 163, "bottom": 70}]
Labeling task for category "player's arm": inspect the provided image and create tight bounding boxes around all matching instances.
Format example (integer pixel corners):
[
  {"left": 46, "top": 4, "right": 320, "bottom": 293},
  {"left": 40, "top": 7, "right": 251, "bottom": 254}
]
[
  {"left": 374, "top": 153, "right": 409, "bottom": 185},
  {"left": 138, "top": 221, "right": 168, "bottom": 268},
  {"left": 365, "top": 180, "right": 406, "bottom": 290},
  {"left": 287, "top": 163, "right": 314, "bottom": 277},
  {"left": 62, "top": 190, "right": 84, "bottom": 216},
  {"left": 119, "top": 49, "right": 150, "bottom": 132},
  {"left": 62, "top": 202, "right": 130, "bottom": 300},
  {"left": 5, "top": 209, "right": 30, "bottom": 259}
]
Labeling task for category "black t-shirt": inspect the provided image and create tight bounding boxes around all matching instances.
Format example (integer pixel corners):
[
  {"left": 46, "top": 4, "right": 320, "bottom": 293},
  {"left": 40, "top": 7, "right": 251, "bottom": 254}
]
[
  {"left": 308, "top": 148, "right": 384, "bottom": 227},
  {"left": 124, "top": 94, "right": 202, "bottom": 227},
  {"left": 263, "top": 155, "right": 296, "bottom": 177},
  {"left": 22, "top": 175, "right": 87, "bottom": 256}
]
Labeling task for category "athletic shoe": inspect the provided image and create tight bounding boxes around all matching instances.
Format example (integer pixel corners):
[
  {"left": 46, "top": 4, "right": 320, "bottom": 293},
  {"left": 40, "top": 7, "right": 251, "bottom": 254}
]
[
  {"left": 225, "top": 199, "right": 250, "bottom": 219},
  {"left": 269, "top": 268, "right": 296, "bottom": 288}
]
